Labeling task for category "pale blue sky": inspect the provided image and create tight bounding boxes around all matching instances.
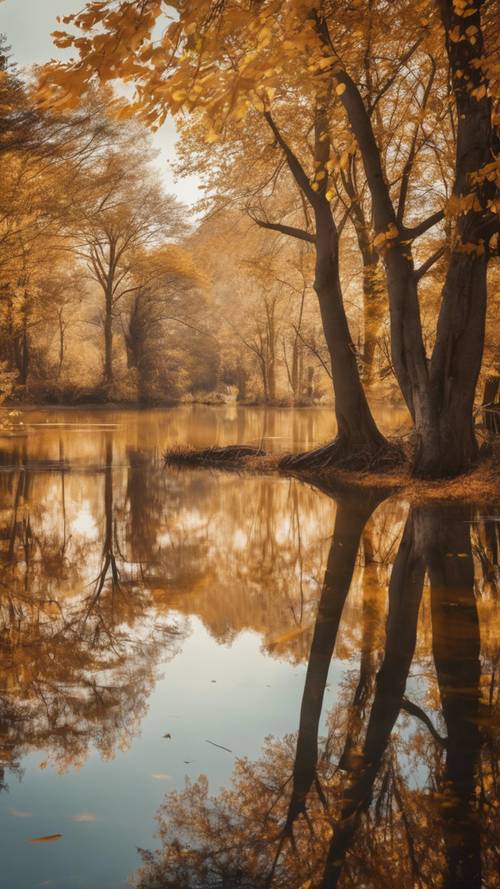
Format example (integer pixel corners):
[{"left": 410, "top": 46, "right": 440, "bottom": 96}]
[{"left": 0, "top": 0, "right": 201, "bottom": 207}]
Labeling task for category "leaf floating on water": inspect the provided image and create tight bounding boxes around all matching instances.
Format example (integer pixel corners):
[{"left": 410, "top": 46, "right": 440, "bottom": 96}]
[
  {"left": 39, "top": 761, "right": 48, "bottom": 770},
  {"left": 70, "top": 813, "right": 96, "bottom": 823},
  {"left": 151, "top": 773, "right": 171, "bottom": 781},
  {"left": 29, "top": 834, "right": 62, "bottom": 844},
  {"left": 162, "top": 732, "right": 172, "bottom": 739}
]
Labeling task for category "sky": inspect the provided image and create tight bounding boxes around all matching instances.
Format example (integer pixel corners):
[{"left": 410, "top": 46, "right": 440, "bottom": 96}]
[{"left": 0, "top": 0, "right": 201, "bottom": 207}]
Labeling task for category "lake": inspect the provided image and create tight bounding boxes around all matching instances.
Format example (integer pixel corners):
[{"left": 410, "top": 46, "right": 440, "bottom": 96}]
[{"left": 0, "top": 406, "right": 497, "bottom": 889}]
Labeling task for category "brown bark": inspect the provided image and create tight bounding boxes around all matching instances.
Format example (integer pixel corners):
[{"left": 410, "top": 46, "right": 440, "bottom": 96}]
[
  {"left": 315, "top": 2, "right": 497, "bottom": 477},
  {"left": 482, "top": 375, "right": 499, "bottom": 434},
  {"left": 103, "top": 281, "right": 113, "bottom": 388},
  {"left": 262, "top": 105, "right": 393, "bottom": 469}
]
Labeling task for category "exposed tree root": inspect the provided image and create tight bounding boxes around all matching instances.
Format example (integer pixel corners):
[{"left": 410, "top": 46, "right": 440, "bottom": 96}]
[{"left": 279, "top": 436, "right": 404, "bottom": 472}]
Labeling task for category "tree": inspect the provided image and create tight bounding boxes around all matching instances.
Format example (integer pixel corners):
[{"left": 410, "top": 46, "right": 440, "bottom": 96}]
[
  {"left": 41, "top": 0, "right": 499, "bottom": 476},
  {"left": 67, "top": 136, "right": 187, "bottom": 390},
  {"left": 39, "top": 0, "right": 396, "bottom": 467}
]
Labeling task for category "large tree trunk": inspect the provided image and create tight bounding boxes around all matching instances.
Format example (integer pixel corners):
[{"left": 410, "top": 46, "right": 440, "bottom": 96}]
[
  {"left": 284, "top": 204, "right": 393, "bottom": 470},
  {"left": 263, "top": 107, "right": 394, "bottom": 471},
  {"left": 282, "top": 204, "right": 395, "bottom": 470},
  {"left": 315, "top": 253, "right": 387, "bottom": 452},
  {"left": 328, "top": 0, "right": 495, "bottom": 478},
  {"left": 414, "top": 254, "right": 488, "bottom": 476}
]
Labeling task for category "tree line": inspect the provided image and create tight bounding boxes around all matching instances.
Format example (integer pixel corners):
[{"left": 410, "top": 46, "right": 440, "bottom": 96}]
[{"left": 0, "top": 39, "right": 335, "bottom": 408}]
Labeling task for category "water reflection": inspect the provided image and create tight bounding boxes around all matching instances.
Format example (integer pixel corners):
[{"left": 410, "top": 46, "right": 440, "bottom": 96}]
[
  {"left": 0, "top": 408, "right": 497, "bottom": 888},
  {"left": 135, "top": 501, "right": 498, "bottom": 889}
]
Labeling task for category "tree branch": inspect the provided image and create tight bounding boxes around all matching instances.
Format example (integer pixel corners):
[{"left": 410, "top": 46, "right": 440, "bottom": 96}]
[
  {"left": 414, "top": 245, "right": 446, "bottom": 280},
  {"left": 249, "top": 213, "right": 316, "bottom": 243},
  {"left": 263, "top": 111, "right": 318, "bottom": 206},
  {"left": 404, "top": 209, "right": 445, "bottom": 240}
]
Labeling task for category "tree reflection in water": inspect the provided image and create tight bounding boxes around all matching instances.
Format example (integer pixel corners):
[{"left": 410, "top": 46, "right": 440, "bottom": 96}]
[
  {"left": 0, "top": 433, "right": 184, "bottom": 785},
  {"left": 0, "top": 415, "right": 497, "bottom": 887},
  {"left": 135, "top": 500, "right": 498, "bottom": 889}
]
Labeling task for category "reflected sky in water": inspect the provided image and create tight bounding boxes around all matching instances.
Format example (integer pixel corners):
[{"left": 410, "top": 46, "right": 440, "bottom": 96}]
[{"left": 0, "top": 406, "right": 497, "bottom": 889}]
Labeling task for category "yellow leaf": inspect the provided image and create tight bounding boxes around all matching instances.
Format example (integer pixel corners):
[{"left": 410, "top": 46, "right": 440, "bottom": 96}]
[{"left": 336, "top": 83, "right": 346, "bottom": 96}]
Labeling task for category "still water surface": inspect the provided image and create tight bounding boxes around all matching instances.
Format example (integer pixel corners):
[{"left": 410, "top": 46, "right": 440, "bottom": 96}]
[{"left": 0, "top": 406, "right": 497, "bottom": 888}]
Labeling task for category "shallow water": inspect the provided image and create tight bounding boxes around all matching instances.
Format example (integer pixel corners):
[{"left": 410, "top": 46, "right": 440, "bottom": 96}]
[{"left": 0, "top": 406, "right": 497, "bottom": 889}]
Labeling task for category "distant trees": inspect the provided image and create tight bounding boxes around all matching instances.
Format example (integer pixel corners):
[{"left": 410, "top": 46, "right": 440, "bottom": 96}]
[
  {"left": 123, "top": 244, "right": 210, "bottom": 401},
  {"left": 0, "top": 47, "right": 214, "bottom": 404},
  {"left": 67, "top": 137, "right": 187, "bottom": 388}
]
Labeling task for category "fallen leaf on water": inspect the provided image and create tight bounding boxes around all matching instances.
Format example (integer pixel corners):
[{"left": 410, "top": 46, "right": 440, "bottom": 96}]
[
  {"left": 151, "top": 773, "right": 171, "bottom": 781},
  {"left": 70, "top": 813, "right": 96, "bottom": 823},
  {"left": 29, "top": 834, "right": 62, "bottom": 844},
  {"left": 162, "top": 732, "right": 172, "bottom": 739}
]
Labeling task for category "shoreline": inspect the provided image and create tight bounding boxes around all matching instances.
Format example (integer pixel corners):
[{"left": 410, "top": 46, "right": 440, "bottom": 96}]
[{"left": 165, "top": 445, "right": 499, "bottom": 505}]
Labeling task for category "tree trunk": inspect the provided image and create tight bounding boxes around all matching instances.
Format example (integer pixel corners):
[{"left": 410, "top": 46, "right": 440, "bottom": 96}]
[
  {"left": 482, "top": 374, "right": 499, "bottom": 435},
  {"left": 267, "top": 356, "right": 276, "bottom": 401},
  {"left": 236, "top": 358, "right": 247, "bottom": 401},
  {"left": 413, "top": 251, "right": 488, "bottom": 477},
  {"left": 104, "top": 285, "right": 113, "bottom": 388},
  {"left": 57, "top": 311, "right": 65, "bottom": 379},
  {"left": 284, "top": 204, "right": 394, "bottom": 470},
  {"left": 329, "top": 0, "right": 495, "bottom": 478},
  {"left": 260, "top": 357, "right": 269, "bottom": 402},
  {"left": 361, "top": 260, "right": 385, "bottom": 388},
  {"left": 263, "top": 107, "right": 394, "bottom": 471},
  {"left": 19, "top": 313, "right": 29, "bottom": 386}
]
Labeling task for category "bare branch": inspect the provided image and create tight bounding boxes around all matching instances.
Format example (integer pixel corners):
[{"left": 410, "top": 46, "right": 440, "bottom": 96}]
[
  {"left": 249, "top": 213, "right": 316, "bottom": 243},
  {"left": 404, "top": 209, "right": 445, "bottom": 240},
  {"left": 414, "top": 245, "right": 446, "bottom": 280}
]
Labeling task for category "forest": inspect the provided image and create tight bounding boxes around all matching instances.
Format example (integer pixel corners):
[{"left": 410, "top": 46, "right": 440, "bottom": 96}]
[
  {"left": 0, "top": 0, "right": 498, "bottom": 479},
  {"left": 0, "top": 3, "right": 499, "bottom": 888}
]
